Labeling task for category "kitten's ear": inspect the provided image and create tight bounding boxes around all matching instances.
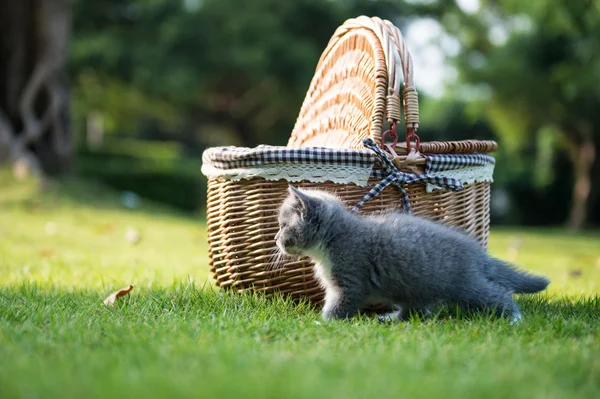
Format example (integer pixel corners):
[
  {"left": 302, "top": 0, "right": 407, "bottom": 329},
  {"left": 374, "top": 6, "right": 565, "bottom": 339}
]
[{"left": 288, "top": 185, "right": 309, "bottom": 214}]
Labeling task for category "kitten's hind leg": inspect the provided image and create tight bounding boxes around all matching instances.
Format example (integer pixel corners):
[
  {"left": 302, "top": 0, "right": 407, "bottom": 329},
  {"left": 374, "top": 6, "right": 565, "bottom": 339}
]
[
  {"left": 459, "top": 281, "right": 522, "bottom": 324},
  {"left": 510, "top": 309, "right": 523, "bottom": 325}
]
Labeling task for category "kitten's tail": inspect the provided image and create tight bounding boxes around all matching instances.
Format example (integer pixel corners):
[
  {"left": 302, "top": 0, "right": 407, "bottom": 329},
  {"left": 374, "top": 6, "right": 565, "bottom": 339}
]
[{"left": 485, "top": 258, "right": 550, "bottom": 294}]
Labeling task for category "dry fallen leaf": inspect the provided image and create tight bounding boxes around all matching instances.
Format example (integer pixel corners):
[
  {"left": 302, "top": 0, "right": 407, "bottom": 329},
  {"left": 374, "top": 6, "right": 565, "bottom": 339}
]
[
  {"left": 103, "top": 285, "right": 135, "bottom": 307},
  {"left": 568, "top": 269, "right": 583, "bottom": 278},
  {"left": 40, "top": 248, "right": 55, "bottom": 258}
]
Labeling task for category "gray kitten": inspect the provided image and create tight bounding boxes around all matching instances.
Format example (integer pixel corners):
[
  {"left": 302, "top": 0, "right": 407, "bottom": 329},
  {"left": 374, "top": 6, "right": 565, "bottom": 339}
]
[{"left": 275, "top": 186, "right": 549, "bottom": 324}]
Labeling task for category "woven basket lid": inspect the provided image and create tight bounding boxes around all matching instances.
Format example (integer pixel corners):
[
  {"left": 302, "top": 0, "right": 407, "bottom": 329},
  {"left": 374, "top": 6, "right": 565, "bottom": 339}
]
[{"left": 286, "top": 16, "right": 497, "bottom": 155}]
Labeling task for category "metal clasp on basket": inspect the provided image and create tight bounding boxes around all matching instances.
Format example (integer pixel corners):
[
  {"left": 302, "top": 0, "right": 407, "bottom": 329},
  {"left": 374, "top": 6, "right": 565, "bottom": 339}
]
[
  {"left": 381, "top": 123, "right": 421, "bottom": 171},
  {"left": 406, "top": 127, "right": 421, "bottom": 153},
  {"left": 381, "top": 122, "right": 400, "bottom": 163},
  {"left": 381, "top": 122, "right": 398, "bottom": 151},
  {"left": 382, "top": 123, "right": 422, "bottom": 155}
]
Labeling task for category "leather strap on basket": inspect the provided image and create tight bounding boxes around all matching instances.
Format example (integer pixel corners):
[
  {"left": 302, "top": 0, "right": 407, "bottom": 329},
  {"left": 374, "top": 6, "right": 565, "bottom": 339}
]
[{"left": 333, "top": 17, "right": 421, "bottom": 151}]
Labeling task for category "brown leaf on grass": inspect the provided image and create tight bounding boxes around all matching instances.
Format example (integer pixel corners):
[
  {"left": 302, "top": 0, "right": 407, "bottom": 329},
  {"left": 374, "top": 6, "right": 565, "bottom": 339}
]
[
  {"left": 103, "top": 285, "right": 135, "bottom": 307},
  {"left": 40, "top": 248, "right": 55, "bottom": 257},
  {"left": 568, "top": 270, "right": 582, "bottom": 278}
]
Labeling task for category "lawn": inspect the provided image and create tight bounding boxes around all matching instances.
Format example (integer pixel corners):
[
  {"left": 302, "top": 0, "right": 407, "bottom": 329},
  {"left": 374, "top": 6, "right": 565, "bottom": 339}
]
[{"left": 1, "top": 172, "right": 599, "bottom": 399}]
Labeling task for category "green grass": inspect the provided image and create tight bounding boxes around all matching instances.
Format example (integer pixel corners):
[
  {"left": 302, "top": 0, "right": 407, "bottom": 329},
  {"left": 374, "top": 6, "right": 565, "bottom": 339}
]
[{"left": 1, "top": 172, "right": 599, "bottom": 399}]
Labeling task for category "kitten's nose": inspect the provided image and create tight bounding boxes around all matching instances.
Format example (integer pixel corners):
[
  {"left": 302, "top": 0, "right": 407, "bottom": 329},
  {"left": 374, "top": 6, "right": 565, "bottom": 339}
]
[{"left": 275, "top": 231, "right": 281, "bottom": 241}]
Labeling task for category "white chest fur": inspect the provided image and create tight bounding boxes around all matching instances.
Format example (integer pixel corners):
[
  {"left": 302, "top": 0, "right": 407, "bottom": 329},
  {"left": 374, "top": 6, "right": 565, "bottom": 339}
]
[{"left": 305, "top": 247, "right": 334, "bottom": 289}]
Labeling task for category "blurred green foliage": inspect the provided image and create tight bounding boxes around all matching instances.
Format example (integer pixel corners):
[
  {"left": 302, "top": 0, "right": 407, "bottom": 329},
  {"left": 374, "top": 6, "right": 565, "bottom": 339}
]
[
  {"left": 437, "top": 0, "right": 600, "bottom": 228},
  {"left": 68, "top": 0, "right": 600, "bottom": 226},
  {"left": 70, "top": 0, "right": 410, "bottom": 149},
  {"left": 77, "top": 139, "right": 205, "bottom": 211}
]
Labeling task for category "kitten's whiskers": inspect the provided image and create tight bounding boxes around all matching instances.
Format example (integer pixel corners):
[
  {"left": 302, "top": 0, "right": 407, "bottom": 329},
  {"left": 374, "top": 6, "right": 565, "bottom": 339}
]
[{"left": 265, "top": 246, "right": 296, "bottom": 275}]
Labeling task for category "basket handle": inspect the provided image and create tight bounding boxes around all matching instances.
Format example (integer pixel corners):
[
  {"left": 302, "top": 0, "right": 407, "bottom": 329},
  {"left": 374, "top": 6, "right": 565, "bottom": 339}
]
[{"left": 332, "top": 16, "right": 420, "bottom": 147}]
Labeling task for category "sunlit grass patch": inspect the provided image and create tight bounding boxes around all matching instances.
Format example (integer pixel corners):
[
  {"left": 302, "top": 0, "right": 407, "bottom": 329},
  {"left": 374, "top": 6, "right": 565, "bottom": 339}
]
[{"left": 0, "top": 172, "right": 598, "bottom": 399}]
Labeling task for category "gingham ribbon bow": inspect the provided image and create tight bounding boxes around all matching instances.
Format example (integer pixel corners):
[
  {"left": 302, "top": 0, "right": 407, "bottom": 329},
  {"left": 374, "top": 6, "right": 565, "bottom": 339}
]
[{"left": 352, "top": 138, "right": 464, "bottom": 213}]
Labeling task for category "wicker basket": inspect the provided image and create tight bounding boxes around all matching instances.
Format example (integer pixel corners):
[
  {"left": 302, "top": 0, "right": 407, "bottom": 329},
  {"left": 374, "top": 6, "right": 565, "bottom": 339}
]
[{"left": 201, "top": 16, "right": 498, "bottom": 305}]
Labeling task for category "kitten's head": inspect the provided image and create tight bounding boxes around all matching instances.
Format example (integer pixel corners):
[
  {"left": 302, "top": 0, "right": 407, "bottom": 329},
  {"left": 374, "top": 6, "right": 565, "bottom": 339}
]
[{"left": 275, "top": 186, "right": 341, "bottom": 256}]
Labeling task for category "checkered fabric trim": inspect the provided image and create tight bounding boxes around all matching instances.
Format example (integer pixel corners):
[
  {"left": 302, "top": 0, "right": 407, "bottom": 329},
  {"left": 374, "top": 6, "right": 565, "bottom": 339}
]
[
  {"left": 424, "top": 153, "right": 495, "bottom": 174},
  {"left": 352, "top": 138, "right": 465, "bottom": 214},
  {"left": 203, "top": 145, "right": 494, "bottom": 173},
  {"left": 202, "top": 145, "right": 377, "bottom": 170},
  {"left": 202, "top": 144, "right": 495, "bottom": 204}
]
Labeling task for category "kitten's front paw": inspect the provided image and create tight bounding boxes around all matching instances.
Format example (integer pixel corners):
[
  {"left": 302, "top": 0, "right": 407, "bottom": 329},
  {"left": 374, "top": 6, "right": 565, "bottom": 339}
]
[
  {"left": 321, "top": 309, "right": 355, "bottom": 321},
  {"left": 321, "top": 310, "right": 335, "bottom": 321}
]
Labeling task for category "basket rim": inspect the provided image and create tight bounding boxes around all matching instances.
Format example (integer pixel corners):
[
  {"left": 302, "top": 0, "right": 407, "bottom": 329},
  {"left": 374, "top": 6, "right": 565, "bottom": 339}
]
[
  {"left": 202, "top": 140, "right": 497, "bottom": 166},
  {"left": 201, "top": 142, "right": 496, "bottom": 178}
]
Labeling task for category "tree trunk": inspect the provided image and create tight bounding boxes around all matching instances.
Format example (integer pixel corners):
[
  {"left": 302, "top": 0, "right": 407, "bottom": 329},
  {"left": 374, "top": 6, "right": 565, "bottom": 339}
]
[
  {"left": 566, "top": 129, "right": 596, "bottom": 231},
  {"left": 587, "top": 135, "right": 600, "bottom": 225},
  {"left": 0, "top": 0, "right": 73, "bottom": 177}
]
